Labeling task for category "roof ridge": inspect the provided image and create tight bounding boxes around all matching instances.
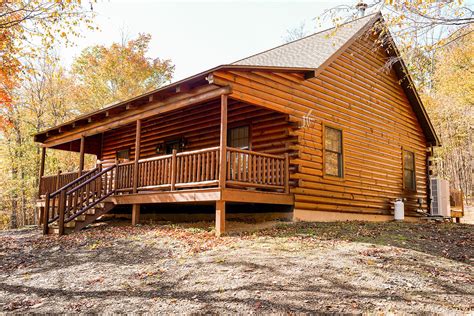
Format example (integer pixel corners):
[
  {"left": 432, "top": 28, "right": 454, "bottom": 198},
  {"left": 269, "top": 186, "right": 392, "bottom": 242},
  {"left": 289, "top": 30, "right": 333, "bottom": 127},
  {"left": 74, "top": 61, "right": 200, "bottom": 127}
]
[{"left": 231, "top": 11, "right": 380, "bottom": 66}]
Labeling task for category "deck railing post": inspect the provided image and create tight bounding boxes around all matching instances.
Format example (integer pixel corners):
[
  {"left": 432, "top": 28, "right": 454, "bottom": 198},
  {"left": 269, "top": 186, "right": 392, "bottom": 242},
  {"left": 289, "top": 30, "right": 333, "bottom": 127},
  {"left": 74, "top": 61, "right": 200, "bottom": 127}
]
[
  {"left": 219, "top": 94, "right": 228, "bottom": 188},
  {"left": 284, "top": 153, "right": 290, "bottom": 194},
  {"left": 43, "top": 192, "right": 50, "bottom": 235},
  {"left": 78, "top": 135, "right": 85, "bottom": 176},
  {"left": 171, "top": 149, "right": 177, "bottom": 191},
  {"left": 56, "top": 170, "right": 62, "bottom": 191},
  {"left": 133, "top": 119, "right": 142, "bottom": 194},
  {"left": 58, "top": 189, "right": 66, "bottom": 236},
  {"left": 38, "top": 147, "right": 46, "bottom": 198}
]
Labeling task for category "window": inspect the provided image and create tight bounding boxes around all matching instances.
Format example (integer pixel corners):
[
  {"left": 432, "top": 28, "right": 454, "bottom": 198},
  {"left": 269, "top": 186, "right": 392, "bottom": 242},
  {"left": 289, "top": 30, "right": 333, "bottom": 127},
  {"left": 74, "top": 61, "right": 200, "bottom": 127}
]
[
  {"left": 228, "top": 126, "right": 250, "bottom": 149},
  {"left": 165, "top": 139, "right": 183, "bottom": 154},
  {"left": 324, "top": 126, "right": 343, "bottom": 178},
  {"left": 403, "top": 149, "right": 416, "bottom": 191},
  {"left": 156, "top": 138, "right": 186, "bottom": 155},
  {"left": 116, "top": 149, "right": 130, "bottom": 163}
]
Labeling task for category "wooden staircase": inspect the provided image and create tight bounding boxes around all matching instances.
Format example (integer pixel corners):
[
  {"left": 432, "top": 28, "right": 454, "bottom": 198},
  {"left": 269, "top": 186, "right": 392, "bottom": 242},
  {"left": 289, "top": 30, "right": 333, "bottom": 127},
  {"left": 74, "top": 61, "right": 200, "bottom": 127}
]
[
  {"left": 43, "top": 165, "right": 117, "bottom": 236},
  {"left": 47, "top": 201, "right": 115, "bottom": 235}
]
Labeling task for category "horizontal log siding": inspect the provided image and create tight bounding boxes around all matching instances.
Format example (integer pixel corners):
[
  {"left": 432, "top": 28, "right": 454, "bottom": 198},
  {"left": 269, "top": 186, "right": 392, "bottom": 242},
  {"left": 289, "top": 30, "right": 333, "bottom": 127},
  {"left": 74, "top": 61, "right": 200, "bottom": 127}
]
[
  {"left": 100, "top": 101, "right": 290, "bottom": 162},
  {"left": 212, "top": 35, "right": 429, "bottom": 217}
]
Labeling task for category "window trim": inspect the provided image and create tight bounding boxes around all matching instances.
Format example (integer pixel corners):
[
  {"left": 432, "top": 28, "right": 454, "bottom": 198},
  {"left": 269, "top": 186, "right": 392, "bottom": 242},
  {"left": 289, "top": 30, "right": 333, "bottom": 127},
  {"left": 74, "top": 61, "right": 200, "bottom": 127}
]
[
  {"left": 227, "top": 124, "right": 252, "bottom": 150},
  {"left": 322, "top": 123, "right": 345, "bottom": 180},
  {"left": 402, "top": 147, "right": 417, "bottom": 192}
]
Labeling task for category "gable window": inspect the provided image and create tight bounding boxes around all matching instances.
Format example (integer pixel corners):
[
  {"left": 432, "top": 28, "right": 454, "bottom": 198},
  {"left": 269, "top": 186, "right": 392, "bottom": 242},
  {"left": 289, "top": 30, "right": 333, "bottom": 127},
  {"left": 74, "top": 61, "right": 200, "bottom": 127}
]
[
  {"left": 228, "top": 126, "right": 250, "bottom": 150},
  {"left": 403, "top": 149, "right": 416, "bottom": 191},
  {"left": 324, "top": 126, "right": 343, "bottom": 178},
  {"left": 116, "top": 149, "right": 130, "bottom": 163}
]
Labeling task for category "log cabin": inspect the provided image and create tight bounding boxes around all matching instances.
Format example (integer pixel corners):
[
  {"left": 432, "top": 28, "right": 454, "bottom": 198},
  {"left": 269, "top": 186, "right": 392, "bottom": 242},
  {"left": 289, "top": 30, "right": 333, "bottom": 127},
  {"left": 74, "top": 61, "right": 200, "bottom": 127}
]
[{"left": 35, "top": 12, "right": 439, "bottom": 236}]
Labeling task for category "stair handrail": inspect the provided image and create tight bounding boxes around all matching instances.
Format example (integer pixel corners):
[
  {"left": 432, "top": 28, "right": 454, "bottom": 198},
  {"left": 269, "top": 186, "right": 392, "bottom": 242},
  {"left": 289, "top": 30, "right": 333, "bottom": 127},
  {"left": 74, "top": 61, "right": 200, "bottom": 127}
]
[
  {"left": 43, "top": 164, "right": 116, "bottom": 235},
  {"left": 65, "top": 164, "right": 115, "bottom": 195},
  {"left": 62, "top": 164, "right": 117, "bottom": 226},
  {"left": 49, "top": 167, "right": 99, "bottom": 198}
]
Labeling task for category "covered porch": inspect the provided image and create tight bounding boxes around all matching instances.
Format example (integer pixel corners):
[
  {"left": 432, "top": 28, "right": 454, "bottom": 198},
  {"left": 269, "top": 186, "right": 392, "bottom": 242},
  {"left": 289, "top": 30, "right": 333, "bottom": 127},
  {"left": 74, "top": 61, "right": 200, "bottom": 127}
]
[{"left": 36, "top": 85, "right": 294, "bottom": 236}]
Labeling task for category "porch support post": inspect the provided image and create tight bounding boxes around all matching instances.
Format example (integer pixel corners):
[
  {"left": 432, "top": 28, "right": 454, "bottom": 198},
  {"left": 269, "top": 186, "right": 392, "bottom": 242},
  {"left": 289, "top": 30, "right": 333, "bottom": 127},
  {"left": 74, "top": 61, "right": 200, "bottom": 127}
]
[
  {"left": 39, "top": 147, "right": 46, "bottom": 185},
  {"left": 215, "top": 200, "right": 225, "bottom": 237},
  {"left": 78, "top": 135, "right": 85, "bottom": 176},
  {"left": 132, "top": 204, "right": 140, "bottom": 226},
  {"left": 38, "top": 147, "right": 46, "bottom": 225},
  {"left": 219, "top": 94, "right": 228, "bottom": 189},
  {"left": 132, "top": 119, "right": 142, "bottom": 194},
  {"left": 132, "top": 120, "right": 142, "bottom": 226}
]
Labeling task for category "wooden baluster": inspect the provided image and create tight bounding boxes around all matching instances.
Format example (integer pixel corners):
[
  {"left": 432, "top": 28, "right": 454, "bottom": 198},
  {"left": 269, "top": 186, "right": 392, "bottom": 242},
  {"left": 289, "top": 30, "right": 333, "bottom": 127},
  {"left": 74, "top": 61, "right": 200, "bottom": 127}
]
[
  {"left": 215, "top": 150, "right": 219, "bottom": 181},
  {"left": 174, "top": 158, "right": 178, "bottom": 184},
  {"left": 269, "top": 158, "right": 272, "bottom": 185},
  {"left": 114, "top": 165, "right": 119, "bottom": 192},
  {"left": 164, "top": 159, "right": 169, "bottom": 184},
  {"left": 284, "top": 153, "right": 289, "bottom": 194},
  {"left": 204, "top": 152, "right": 209, "bottom": 181},
  {"left": 149, "top": 161, "right": 153, "bottom": 186},
  {"left": 210, "top": 151, "right": 215, "bottom": 180},
  {"left": 253, "top": 155, "right": 257, "bottom": 184},
  {"left": 248, "top": 153, "right": 252, "bottom": 182},
  {"left": 111, "top": 167, "right": 115, "bottom": 193},
  {"left": 50, "top": 195, "right": 55, "bottom": 219},
  {"left": 189, "top": 155, "right": 194, "bottom": 182},
  {"left": 67, "top": 191, "right": 73, "bottom": 218},
  {"left": 180, "top": 156, "right": 184, "bottom": 183},
  {"left": 171, "top": 149, "right": 177, "bottom": 191},
  {"left": 226, "top": 151, "right": 231, "bottom": 180},
  {"left": 58, "top": 189, "right": 66, "bottom": 236},
  {"left": 270, "top": 159, "right": 274, "bottom": 185},
  {"left": 276, "top": 159, "right": 280, "bottom": 186},
  {"left": 154, "top": 160, "right": 159, "bottom": 185},
  {"left": 43, "top": 192, "right": 50, "bottom": 235},
  {"left": 196, "top": 153, "right": 201, "bottom": 182}
]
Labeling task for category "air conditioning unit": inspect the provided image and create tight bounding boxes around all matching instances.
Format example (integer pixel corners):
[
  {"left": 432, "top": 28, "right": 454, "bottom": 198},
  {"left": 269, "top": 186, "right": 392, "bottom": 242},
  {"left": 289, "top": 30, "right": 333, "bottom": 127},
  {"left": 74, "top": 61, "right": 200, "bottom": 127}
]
[{"left": 430, "top": 178, "right": 451, "bottom": 217}]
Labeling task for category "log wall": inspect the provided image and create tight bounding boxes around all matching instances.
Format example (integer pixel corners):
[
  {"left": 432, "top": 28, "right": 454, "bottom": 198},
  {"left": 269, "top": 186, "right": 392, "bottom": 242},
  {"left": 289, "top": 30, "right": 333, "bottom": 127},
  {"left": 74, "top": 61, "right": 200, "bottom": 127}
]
[
  {"left": 212, "top": 34, "right": 429, "bottom": 218},
  {"left": 100, "top": 101, "right": 291, "bottom": 162}
]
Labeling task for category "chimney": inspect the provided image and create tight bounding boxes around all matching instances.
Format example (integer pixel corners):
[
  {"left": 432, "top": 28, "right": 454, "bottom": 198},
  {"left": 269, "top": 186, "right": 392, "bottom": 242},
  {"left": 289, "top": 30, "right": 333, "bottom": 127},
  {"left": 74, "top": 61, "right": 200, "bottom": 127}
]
[{"left": 356, "top": 1, "right": 368, "bottom": 17}]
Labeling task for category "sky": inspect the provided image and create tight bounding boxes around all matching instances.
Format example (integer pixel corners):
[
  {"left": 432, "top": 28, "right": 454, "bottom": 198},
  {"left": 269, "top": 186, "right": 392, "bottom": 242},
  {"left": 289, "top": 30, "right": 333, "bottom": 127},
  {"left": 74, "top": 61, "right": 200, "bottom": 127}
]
[{"left": 61, "top": 0, "right": 355, "bottom": 82}]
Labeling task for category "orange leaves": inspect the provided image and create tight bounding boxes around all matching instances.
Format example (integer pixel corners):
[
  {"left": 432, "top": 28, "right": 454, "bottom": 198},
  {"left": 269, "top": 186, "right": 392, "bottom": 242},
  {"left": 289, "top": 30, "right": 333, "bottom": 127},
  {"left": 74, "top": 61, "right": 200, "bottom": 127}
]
[
  {"left": 0, "top": 0, "right": 95, "bottom": 112},
  {"left": 71, "top": 33, "right": 174, "bottom": 113}
]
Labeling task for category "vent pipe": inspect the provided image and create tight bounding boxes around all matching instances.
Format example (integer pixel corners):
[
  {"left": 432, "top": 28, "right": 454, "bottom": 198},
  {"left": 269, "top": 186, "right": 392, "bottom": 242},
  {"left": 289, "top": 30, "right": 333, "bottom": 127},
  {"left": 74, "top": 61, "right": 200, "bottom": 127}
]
[{"left": 356, "top": 1, "right": 368, "bottom": 17}]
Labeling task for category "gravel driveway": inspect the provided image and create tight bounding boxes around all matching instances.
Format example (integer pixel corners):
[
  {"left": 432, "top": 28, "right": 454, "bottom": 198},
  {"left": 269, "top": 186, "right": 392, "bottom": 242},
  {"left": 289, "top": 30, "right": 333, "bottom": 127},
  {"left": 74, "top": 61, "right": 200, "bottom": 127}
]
[{"left": 0, "top": 221, "right": 472, "bottom": 314}]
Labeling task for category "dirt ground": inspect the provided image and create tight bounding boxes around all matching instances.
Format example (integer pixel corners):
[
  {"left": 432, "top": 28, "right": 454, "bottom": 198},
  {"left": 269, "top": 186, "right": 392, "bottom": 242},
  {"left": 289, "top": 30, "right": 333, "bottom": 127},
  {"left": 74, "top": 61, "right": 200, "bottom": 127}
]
[{"left": 0, "top": 220, "right": 472, "bottom": 314}]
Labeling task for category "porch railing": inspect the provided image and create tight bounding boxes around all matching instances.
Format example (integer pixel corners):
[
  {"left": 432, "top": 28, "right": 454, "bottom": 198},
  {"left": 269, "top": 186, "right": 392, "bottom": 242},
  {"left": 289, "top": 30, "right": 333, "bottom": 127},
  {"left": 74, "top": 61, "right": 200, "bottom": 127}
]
[
  {"left": 40, "top": 146, "right": 290, "bottom": 197},
  {"left": 226, "top": 147, "right": 289, "bottom": 192},
  {"left": 39, "top": 170, "right": 89, "bottom": 197}
]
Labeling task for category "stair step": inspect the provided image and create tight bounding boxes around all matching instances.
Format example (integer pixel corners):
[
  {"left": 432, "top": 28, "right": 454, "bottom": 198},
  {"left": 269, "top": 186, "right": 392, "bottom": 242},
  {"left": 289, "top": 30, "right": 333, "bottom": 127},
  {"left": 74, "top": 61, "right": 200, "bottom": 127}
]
[
  {"left": 64, "top": 221, "right": 76, "bottom": 228},
  {"left": 48, "top": 226, "right": 74, "bottom": 235}
]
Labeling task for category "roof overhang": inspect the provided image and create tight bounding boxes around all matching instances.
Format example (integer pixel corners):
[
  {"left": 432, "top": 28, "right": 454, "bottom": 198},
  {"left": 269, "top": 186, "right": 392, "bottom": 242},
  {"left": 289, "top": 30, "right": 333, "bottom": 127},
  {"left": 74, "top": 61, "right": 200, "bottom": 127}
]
[
  {"left": 34, "top": 65, "right": 315, "bottom": 144},
  {"left": 381, "top": 28, "right": 441, "bottom": 147}
]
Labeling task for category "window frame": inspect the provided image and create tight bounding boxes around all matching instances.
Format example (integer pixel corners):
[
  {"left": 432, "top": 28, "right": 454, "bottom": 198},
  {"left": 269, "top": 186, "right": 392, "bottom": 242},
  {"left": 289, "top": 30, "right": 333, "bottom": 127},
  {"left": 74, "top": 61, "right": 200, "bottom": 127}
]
[
  {"left": 227, "top": 124, "right": 251, "bottom": 150},
  {"left": 322, "top": 123, "right": 345, "bottom": 180},
  {"left": 402, "top": 147, "right": 417, "bottom": 192},
  {"left": 116, "top": 148, "right": 130, "bottom": 162}
]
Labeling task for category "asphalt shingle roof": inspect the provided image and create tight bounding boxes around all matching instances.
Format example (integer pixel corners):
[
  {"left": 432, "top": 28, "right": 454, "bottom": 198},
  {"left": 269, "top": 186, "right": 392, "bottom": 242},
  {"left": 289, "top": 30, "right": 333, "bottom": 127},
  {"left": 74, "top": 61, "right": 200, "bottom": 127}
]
[{"left": 232, "top": 13, "right": 377, "bottom": 69}]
